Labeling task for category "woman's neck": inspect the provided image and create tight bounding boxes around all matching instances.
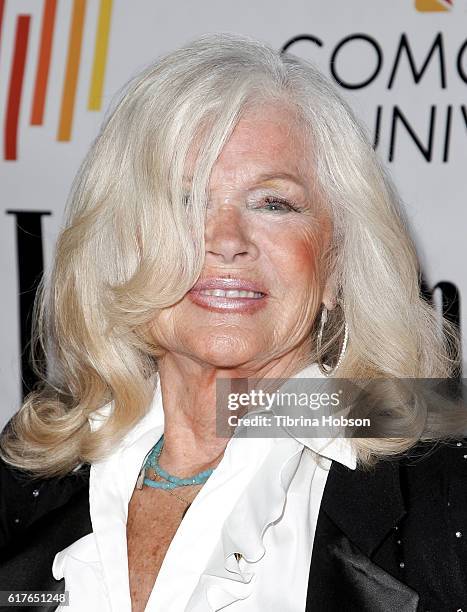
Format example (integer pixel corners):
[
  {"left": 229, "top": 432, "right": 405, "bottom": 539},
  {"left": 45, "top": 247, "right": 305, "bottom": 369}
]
[{"left": 155, "top": 346, "right": 313, "bottom": 474}]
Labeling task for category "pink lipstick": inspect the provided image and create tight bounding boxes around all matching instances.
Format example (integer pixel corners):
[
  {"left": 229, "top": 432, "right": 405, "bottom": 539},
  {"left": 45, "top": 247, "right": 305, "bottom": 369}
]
[{"left": 187, "top": 277, "right": 268, "bottom": 314}]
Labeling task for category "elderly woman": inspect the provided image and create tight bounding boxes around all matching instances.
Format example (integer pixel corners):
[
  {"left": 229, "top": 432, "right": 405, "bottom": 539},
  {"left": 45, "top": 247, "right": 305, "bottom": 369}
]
[{"left": 0, "top": 33, "right": 466, "bottom": 612}]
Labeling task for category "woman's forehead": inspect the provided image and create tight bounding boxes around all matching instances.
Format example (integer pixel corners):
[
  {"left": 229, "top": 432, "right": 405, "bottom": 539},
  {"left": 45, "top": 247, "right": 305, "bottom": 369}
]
[
  {"left": 184, "top": 106, "right": 313, "bottom": 191},
  {"left": 218, "top": 106, "right": 306, "bottom": 158}
]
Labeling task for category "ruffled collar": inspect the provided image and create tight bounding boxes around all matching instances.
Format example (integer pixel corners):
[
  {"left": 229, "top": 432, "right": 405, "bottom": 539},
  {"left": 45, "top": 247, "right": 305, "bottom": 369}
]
[{"left": 186, "top": 433, "right": 355, "bottom": 609}]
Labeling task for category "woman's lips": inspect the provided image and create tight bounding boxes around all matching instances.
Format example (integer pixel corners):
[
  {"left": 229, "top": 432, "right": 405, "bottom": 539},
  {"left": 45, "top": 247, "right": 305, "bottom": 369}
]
[{"left": 188, "top": 279, "right": 267, "bottom": 313}]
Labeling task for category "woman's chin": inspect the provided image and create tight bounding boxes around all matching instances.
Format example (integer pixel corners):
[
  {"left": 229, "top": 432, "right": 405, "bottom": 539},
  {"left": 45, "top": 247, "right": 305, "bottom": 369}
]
[{"left": 189, "top": 336, "right": 262, "bottom": 370}]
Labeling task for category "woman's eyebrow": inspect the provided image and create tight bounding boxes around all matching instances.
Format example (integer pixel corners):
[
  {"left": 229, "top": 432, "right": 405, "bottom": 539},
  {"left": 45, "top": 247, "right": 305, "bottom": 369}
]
[
  {"left": 182, "top": 172, "right": 309, "bottom": 194},
  {"left": 253, "top": 173, "right": 308, "bottom": 192}
]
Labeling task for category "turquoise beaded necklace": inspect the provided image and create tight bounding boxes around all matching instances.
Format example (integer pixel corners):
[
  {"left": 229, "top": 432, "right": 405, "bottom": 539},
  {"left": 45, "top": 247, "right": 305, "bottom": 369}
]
[{"left": 142, "top": 435, "right": 214, "bottom": 490}]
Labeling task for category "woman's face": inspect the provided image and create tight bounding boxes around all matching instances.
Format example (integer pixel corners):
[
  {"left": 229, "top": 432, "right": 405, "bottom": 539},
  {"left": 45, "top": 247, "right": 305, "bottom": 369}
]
[{"left": 150, "top": 104, "right": 335, "bottom": 372}]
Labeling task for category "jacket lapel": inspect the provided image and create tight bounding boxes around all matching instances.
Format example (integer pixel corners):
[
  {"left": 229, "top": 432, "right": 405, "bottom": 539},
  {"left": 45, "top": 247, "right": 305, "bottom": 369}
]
[
  {"left": 306, "top": 458, "right": 419, "bottom": 611},
  {"left": 321, "top": 457, "right": 406, "bottom": 556}
]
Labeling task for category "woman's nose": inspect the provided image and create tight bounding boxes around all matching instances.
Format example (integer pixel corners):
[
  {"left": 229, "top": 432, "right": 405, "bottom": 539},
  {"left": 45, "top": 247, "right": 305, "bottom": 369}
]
[{"left": 204, "top": 204, "right": 257, "bottom": 264}]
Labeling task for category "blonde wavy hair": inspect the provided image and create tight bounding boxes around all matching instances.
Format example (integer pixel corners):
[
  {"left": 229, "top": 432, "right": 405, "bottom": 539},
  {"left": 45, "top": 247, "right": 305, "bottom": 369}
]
[{"left": 0, "top": 33, "right": 461, "bottom": 477}]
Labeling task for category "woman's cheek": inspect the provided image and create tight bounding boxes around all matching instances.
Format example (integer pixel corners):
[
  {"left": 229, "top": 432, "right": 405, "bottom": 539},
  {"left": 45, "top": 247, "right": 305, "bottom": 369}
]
[{"left": 278, "top": 226, "right": 323, "bottom": 277}]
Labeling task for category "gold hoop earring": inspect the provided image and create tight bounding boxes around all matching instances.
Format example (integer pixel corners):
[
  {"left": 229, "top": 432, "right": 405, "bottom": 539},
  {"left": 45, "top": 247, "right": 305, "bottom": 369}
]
[{"left": 316, "top": 305, "right": 349, "bottom": 376}]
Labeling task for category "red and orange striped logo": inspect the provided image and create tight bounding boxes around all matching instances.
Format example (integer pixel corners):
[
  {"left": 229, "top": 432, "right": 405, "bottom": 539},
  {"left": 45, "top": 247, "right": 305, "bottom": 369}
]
[{"left": 2, "top": 0, "right": 113, "bottom": 161}]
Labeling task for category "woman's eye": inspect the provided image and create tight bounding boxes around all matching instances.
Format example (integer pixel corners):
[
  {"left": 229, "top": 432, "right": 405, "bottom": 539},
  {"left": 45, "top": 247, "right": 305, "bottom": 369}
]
[{"left": 261, "top": 197, "right": 299, "bottom": 212}]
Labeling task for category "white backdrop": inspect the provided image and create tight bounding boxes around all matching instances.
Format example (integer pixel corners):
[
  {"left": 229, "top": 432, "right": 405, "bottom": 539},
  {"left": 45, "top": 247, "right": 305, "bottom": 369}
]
[{"left": 1, "top": 0, "right": 465, "bottom": 427}]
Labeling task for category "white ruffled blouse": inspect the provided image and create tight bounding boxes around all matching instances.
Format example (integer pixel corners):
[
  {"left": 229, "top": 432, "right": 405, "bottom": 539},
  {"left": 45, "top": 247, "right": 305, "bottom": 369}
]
[{"left": 52, "top": 362, "right": 356, "bottom": 611}]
